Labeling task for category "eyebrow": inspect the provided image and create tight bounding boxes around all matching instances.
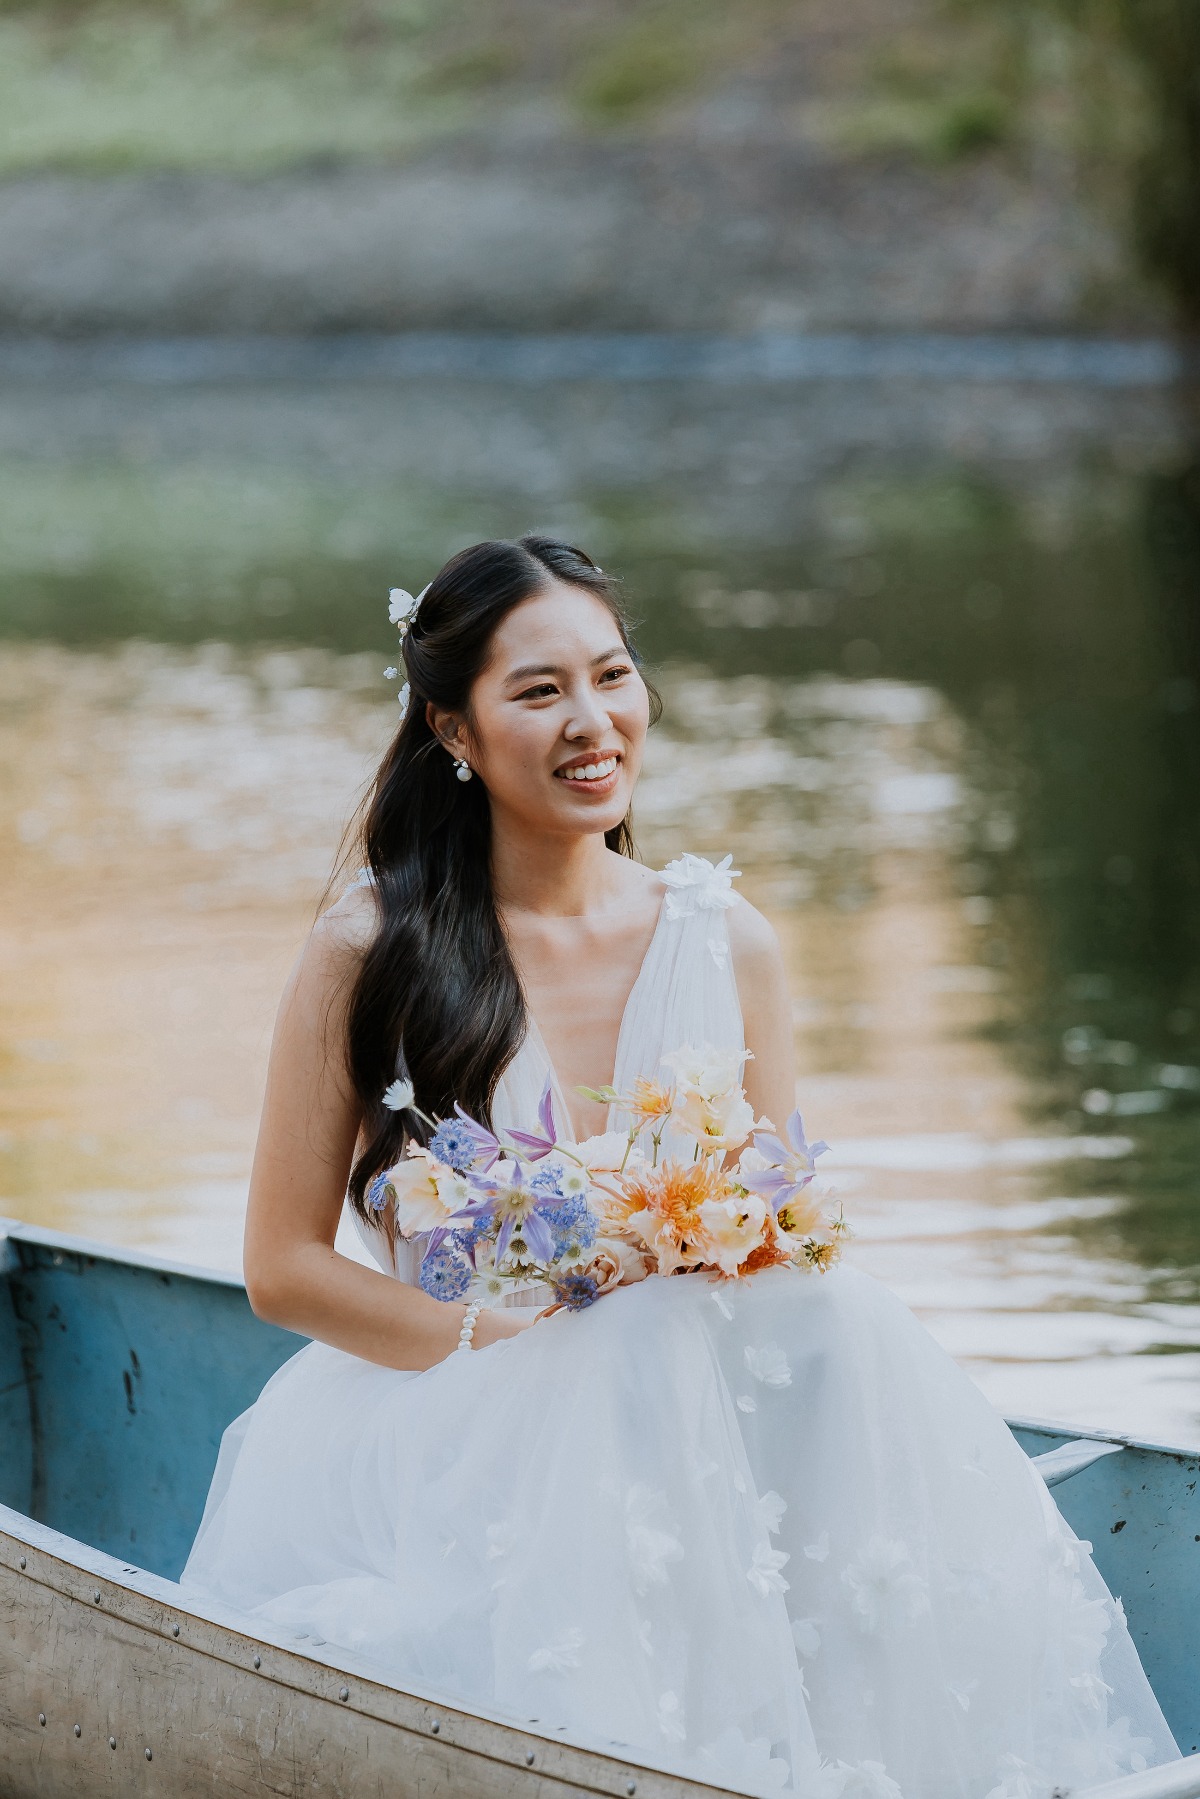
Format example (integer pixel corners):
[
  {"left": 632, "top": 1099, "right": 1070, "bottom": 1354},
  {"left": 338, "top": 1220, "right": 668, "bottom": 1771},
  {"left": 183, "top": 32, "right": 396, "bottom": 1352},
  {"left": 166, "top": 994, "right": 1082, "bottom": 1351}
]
[{"left": 503, "top": 647, "right": 628, "bottom": 684}]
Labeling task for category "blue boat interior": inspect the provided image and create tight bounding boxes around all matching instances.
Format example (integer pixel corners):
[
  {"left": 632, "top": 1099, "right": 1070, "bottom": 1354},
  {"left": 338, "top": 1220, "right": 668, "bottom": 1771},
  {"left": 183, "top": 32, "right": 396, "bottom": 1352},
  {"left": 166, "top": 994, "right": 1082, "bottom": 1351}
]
[
  {"left": 1, "top": 1219, "right": 1197, "bottom": 1757},
  {"left": 0, "top": 1224, "right": 303, "bottom": 1582}
]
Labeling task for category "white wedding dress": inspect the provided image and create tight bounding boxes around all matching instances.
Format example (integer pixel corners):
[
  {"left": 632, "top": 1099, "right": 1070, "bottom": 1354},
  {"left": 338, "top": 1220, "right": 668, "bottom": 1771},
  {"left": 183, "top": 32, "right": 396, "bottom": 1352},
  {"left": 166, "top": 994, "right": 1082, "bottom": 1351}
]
[{"left": 182, "top": 855, "right": 1179, "bottom": 1799}]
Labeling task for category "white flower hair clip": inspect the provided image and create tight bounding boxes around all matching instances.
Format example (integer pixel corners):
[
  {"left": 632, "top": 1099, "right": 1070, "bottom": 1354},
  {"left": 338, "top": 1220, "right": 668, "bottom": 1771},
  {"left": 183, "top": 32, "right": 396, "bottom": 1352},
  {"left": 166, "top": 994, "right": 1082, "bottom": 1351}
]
[
  {"left": 385, "top": 581, "right": 429, "bottom": 716},
  {"left": 388, "top": 587, "right": 420, "bottom": 630}
]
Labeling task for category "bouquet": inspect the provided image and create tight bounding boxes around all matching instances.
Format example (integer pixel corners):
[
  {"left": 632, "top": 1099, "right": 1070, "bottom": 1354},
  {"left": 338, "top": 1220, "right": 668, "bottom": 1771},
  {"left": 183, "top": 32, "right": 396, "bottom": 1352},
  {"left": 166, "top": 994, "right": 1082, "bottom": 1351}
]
[{"left": 366, "top": 1045, "right": 846, "bottom": 1312}]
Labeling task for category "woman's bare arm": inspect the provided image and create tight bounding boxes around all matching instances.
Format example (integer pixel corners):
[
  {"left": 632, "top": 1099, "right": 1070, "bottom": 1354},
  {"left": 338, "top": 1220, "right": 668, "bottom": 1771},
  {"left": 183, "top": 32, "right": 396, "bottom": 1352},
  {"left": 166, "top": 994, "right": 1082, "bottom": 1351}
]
[
  {"left": 727, "top": 896, "right": 796, "bottom": 1131},
  {"left": 242, "top": 889, "right": 530, "bottom": 1367}
]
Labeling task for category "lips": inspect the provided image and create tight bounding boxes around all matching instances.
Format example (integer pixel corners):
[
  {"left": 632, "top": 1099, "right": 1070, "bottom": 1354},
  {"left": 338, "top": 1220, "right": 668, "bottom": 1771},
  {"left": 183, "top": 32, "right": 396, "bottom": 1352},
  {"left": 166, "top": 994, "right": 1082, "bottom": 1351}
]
[{"left": 555, "top": 754, "right": 620, "bottom": 786}]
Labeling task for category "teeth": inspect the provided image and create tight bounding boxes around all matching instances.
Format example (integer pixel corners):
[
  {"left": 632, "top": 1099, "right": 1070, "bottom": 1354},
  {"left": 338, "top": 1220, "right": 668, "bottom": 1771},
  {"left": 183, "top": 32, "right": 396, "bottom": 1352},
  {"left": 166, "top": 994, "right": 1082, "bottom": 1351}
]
[{"left": 561, "top": 756, "right": 617, "bottom": 782}]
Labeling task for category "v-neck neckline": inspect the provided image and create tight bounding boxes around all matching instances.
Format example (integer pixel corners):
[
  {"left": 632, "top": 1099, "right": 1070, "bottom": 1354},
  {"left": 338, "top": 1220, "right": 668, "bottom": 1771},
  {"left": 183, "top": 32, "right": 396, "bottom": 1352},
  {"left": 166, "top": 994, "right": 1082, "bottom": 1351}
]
[{"left": 519, "top": 880, "right": 669, "bottom": 1142}]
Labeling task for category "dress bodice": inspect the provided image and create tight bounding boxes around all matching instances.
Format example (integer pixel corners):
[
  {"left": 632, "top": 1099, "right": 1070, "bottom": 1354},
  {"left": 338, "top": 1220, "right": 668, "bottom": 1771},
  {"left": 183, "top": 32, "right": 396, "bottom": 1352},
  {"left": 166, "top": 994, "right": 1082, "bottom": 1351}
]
[
  {"left": 492, "top": 852, "right": 745, "bottom": 1150},
  {"left": 352, "top": 855, "right": 746, "bottom": 1287}
]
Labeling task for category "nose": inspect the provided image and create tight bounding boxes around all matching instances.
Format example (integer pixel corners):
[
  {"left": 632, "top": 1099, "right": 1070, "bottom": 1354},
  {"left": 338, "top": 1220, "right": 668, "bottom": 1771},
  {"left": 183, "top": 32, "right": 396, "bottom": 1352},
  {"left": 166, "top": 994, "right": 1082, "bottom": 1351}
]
[{"left": 563, "top": 681, "right": 612, "bottom": 741}]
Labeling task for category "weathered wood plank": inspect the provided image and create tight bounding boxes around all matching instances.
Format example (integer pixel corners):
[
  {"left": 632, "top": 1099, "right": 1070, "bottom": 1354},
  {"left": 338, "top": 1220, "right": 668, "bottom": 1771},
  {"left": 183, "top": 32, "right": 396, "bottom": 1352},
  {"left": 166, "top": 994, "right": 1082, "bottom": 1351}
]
[{"left": 0, "top": 1514, "right": 727, "bottom": 1799}]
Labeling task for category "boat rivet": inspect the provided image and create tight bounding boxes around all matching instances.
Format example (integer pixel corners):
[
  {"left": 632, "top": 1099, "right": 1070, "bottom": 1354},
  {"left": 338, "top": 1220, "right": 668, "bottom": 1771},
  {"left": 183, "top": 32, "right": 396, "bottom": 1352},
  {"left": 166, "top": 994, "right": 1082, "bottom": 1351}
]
[
  {"left": 93, "top": 1589, "right": 101, "bottom": 1604},
  {"left": 171, "top": 1623, "right": 180, "bottom": 1637},
  {"left": 430, "top": 1720, "right": 440, "bottom": 1735},
  {"left": 74, "top": 1724, "right": 81, "bottom": 1737},
  {"left": 339, "top": 1687, "right": 349, "bottom": 1702},
  {"left": 18, "top": 1556, "right": 26, "bottom": 1570},
  {"left": 525, "top": 1750, "right": 535, "bottom": 1765},
  {"left": 253, "top": 1654, "right": 261, "bottom": 1669},
  {"left": 626, "top": 1784, "right": 637, "bottom": 1796},
  {"left": 38, "top": 1714, "right": 46, "bottom": 1727},
  {"left": 109, "top": 1737, "right": 116, "bottom": 1750},
  {"left": 145, "top": 1748, "right": 153, "bottom": 1761}
]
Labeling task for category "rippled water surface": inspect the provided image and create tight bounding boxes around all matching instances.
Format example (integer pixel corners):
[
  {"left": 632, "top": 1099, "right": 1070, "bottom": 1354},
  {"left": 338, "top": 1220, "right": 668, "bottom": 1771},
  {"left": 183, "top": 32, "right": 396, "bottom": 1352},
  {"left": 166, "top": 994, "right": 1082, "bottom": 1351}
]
[{"left": 2, "top": 360, "right": 1198, "bottom": 1444}]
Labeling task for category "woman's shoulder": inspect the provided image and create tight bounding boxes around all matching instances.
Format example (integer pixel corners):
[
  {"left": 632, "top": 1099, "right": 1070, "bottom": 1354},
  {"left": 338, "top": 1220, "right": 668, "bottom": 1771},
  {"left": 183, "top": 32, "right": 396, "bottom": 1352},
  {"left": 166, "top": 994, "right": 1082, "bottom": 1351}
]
[
  {"left": 269, "top": 876, "right": 378, "bottom": 1038},
  {"left": 725, "top": 895, "right": 786, "bottom": 1008},
  {"left": 309, "top": 873, "right": 379, "bottom": 965}
]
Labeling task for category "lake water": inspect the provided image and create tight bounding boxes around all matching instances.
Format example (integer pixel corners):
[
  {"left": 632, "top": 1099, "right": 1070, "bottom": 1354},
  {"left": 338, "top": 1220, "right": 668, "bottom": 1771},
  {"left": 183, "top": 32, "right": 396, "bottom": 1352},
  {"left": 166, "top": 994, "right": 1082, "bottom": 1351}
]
[{"left": 2, "top": 347, "right": 1199, "bottom": 1445}]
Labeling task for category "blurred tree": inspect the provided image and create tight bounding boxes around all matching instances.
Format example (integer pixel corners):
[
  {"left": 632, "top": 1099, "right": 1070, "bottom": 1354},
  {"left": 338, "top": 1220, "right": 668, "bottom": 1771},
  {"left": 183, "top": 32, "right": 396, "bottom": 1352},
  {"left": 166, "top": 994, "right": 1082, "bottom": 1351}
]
[
  {"left": 1103, "top": 2, "right": 1200, "bottom": 327},
  {"left": 1026, "top": 1, "right": 1200, "bottom": 326}
]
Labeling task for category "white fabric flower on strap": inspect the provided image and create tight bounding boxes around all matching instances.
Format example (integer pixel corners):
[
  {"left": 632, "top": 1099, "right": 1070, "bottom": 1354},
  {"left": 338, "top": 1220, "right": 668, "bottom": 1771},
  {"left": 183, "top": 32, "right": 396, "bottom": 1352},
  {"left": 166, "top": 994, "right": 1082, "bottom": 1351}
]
[{"left": 659, "top": 852, "right": 741, "bottom": 920}]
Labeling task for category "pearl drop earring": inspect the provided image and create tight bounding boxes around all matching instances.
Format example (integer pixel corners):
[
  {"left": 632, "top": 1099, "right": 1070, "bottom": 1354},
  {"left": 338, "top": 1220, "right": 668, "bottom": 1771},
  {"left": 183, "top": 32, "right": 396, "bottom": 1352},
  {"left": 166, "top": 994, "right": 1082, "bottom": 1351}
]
[{"left": 455, "top": 758, "right": 473, "bottom": 783}]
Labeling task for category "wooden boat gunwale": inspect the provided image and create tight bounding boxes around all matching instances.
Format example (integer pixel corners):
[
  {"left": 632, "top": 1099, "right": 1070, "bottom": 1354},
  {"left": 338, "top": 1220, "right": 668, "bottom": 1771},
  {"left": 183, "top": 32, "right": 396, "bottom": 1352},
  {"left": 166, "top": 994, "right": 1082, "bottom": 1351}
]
[
  {"left": 5, "top": 1499, "right": 1199, "bottom": 1799},
  {"left": 0, "top": 1501, "right": 719, "bottom": 1798}
]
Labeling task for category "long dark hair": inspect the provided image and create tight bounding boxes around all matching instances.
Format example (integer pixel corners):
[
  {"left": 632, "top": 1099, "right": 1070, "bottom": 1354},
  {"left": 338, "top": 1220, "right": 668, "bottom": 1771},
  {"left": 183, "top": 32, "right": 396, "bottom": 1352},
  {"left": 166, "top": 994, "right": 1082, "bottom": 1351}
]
[{"left": 343, "top": 534, "right": 658, "bottom": 1222}]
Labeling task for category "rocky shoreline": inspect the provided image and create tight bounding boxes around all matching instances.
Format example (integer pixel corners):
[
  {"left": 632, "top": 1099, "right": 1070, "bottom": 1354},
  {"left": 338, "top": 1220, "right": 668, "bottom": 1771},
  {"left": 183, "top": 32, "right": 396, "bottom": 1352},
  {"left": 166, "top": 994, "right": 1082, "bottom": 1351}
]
[{"left": 0, "top": 135, "right": 1162, "bottom": 339}]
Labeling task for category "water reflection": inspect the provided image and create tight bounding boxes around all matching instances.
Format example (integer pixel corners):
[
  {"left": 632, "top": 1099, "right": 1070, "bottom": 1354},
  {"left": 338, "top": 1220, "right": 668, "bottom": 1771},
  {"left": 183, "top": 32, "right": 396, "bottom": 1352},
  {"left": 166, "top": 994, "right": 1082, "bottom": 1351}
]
[
  {"left": 3, "top": 628, "right": 1199, "bottom": 1443},
  {"left": 1, "top": 367, "right": 1198, "bottom": 1443}
]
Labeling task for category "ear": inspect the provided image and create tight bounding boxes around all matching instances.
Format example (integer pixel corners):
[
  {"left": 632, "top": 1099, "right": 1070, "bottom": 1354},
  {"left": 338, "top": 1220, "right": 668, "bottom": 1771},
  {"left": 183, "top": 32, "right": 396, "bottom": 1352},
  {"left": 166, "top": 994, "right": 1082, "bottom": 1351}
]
[{"left": 425, "top": 701, "right": 469, "bottom": 762}]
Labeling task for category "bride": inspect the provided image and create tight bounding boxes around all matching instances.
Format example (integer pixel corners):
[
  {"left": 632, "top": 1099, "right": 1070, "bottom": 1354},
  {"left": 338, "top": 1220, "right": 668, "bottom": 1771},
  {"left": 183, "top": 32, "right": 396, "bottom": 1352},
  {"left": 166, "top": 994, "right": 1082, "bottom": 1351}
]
[{"left": 182, "top": 535, "right": 1179, "bottom": 1798}]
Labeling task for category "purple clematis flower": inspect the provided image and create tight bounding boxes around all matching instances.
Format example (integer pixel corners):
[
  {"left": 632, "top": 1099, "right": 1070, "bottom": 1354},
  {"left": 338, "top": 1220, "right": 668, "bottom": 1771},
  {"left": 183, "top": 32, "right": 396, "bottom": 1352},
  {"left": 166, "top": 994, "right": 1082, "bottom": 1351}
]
[
  {"left": 742, "top": 1109, "right": 829, "bottom": 1214},
  {"left": 503, "top": 1076, "right": 559, "bottom": 1161},
  {"left": 452, "top": 1160, "right": 559, "bottom": 1264}
]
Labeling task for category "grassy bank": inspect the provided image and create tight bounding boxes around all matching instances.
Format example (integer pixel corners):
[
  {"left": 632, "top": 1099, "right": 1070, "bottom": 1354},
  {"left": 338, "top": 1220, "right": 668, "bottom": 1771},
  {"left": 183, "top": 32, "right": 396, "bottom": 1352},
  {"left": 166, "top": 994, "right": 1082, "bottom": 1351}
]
[{"left": 0, "top": 0, "right": 1146, "bottom": 177}]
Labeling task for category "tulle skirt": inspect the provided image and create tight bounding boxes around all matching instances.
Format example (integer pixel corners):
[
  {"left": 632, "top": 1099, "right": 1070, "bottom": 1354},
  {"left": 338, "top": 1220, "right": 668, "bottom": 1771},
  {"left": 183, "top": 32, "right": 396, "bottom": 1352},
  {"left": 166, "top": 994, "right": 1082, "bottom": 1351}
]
[{"left": 181, "top": 1264, "right": 1179, "bottom": 1799}]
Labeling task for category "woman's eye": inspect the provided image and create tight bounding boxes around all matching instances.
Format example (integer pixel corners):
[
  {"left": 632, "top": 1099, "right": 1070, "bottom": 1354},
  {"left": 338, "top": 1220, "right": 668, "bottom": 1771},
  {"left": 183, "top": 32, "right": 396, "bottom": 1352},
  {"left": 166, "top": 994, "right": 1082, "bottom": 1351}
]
[
  {"left": 599, "top": 665, "right": 631, "bottom": 684},
  {"left": 515, "top": 683, "right": 558, "bottom": 701}
]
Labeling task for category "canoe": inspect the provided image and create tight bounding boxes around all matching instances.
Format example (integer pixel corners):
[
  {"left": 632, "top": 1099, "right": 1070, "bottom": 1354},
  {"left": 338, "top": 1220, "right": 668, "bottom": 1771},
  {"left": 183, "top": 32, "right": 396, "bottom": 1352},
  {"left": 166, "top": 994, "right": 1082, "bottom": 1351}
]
[{"left": 1, "top": 1215, "right": 1198, "bottom": 1799}]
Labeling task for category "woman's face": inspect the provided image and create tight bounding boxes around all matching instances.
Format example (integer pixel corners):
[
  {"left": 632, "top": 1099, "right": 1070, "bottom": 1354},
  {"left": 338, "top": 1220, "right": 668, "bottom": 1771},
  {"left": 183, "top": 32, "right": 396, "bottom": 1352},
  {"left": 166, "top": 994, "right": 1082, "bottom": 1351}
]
[{"left": 431, "top": 581, "right": 651, "bottom": 840}]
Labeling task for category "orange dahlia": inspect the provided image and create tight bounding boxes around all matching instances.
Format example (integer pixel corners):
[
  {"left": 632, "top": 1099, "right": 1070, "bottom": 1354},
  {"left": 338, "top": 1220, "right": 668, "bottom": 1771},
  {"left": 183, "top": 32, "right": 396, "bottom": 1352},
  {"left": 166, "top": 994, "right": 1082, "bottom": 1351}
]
[
  {"left": 629, "top": 1077, "right": 675, "bottom": 1123},
  {"left": 736, "top": 1235, "right": 794, "bottom": 1278},
  {"left": 621, "top": 1159, "right": 729, "bottom": 1231}
]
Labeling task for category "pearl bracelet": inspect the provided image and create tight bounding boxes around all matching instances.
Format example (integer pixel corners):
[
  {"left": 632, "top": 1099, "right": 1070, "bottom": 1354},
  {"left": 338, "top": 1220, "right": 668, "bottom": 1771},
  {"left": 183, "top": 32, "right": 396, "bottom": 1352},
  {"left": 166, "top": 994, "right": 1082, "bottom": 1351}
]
[{"left": 457, "top": 1298, "right": 484, "bottom": 1352}]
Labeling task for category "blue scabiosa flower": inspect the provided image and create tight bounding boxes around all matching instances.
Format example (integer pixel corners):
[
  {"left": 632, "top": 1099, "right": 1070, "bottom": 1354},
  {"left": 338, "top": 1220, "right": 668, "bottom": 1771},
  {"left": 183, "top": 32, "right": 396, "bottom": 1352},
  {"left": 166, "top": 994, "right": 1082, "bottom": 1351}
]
[
  {"left": 529, "top": 1162, "right": 565, "bottom": 1199},
  {"left": 544, "top": 1194, "right": 598, "bottom": 1258},
  {"left": 552, "top": 1272, "right": 599, "bottom": 1311},
  {"left": 429, "top": 1117, "right": 483, "bottom": 1173},
  {"left": 366, "top": 1171, "right": 392, "bottom": 1213},
  {"left": 450, "top": 1214, "right": 492, "bottom": 1259},
  {"left": 419, "top": 1244, "right": 472, "bottom": 1302}
]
